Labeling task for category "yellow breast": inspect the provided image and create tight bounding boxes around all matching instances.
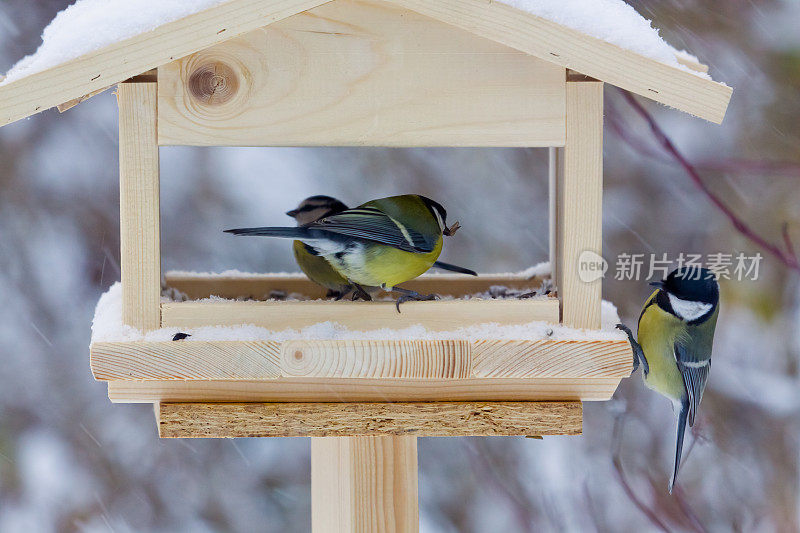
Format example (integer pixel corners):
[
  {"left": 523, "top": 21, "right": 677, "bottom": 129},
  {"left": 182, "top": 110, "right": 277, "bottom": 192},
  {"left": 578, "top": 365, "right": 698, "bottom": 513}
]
[
  {"left": 339, "top": 237, "right": 443, "bottom": 289},
  {"left": 637, "top": 292, "right": 686, "bottom": 400}
]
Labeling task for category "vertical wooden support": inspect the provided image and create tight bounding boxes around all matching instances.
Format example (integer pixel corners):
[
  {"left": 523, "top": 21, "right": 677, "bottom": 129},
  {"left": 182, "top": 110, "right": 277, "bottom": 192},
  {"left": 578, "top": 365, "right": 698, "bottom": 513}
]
[
  {"left": 554, "top": 80, "right": 604, "bottom": 329},
  {"left": 118, "top": 81, "right": 161, "bottom": 330},
  {"left": 548, "top": 146, "right": 562, "bottom": 284},
  {"left": 312, "top": 436, "right": 419, "bottom": 532}
]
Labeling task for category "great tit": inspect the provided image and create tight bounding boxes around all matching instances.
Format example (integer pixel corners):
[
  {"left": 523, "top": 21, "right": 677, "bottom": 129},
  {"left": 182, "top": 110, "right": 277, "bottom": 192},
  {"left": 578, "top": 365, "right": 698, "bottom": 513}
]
[
  {"left": 617, "top": 266, "right": 719, "bottom": 493},
  {"left": 285, "top": 195, "right": 354, "bottom": 298},
  {"left": 226, "top": 194, "right": 462, "bottom": 308},
  {"left": 285, "top": 195, "right": 477, "bottom": 300}
]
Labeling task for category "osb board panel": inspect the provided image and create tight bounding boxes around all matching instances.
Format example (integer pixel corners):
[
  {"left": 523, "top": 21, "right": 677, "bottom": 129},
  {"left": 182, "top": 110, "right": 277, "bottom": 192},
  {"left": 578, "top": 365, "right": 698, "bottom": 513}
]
[
  {"left": 108, "top": 377, "right": 624, "bottom": 403},
  {"left": 157, "top": 0, "right": 566, "bottom": 146},
  {"left": 157, "top": 401, "right": 583, "bottom": 437},
  {"left": 91, "top": 338, "right": 632, "bottom": 381},
  {"left": 163, "top": 273, "right": 550, "bottom": 300}
]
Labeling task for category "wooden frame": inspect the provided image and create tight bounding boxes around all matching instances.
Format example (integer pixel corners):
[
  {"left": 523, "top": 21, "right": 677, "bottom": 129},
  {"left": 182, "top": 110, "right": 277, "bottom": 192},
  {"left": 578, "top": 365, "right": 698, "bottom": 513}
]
[
  {"left": 158, "top": 0, "right": 567, "bottom": 147},
  {"left": 92, "top": 336, "right": 630, "bottom": 385},
  {"left": 0, "top": 0, "right": 332, "bottom": 126},
  {"left": 107, "top": 378, "right": 627, "bottom": 403},
  {"left": 163, "top": 271, "right": 551, "bottom": 299},
  {"left": 554, "top": 79, "right": 604, "bottom": 329},
  {"left": 384, "top": 0, "right": 731, "bottom": 123},
  {"left": 0, "top": 0, "right": 731, "bottom": 126},
  {"left": 118, "top": 81, "right": 161, "bottom": 331},
  {"left": 160, "top": 298, "right": 560, "bottom": 331},
  {"left": 0, "top": 0, "right": 737, "bottom": 529}
]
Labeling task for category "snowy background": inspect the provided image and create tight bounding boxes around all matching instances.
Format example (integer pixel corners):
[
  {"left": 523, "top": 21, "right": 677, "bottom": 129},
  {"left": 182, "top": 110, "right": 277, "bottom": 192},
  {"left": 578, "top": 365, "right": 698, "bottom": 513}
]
[{"left": 1, "top": 0, "right": 800, "bottom": 531}]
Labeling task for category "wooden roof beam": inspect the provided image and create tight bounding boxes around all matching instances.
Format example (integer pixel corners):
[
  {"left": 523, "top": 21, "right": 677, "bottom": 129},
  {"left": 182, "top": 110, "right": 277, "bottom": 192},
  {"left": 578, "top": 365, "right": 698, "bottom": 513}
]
[
  {"left": 0, "top": 0, "right": 331, "bottom": 126},
  {"left": 387, "top": 0, "right": 732, "bottom": 123}
]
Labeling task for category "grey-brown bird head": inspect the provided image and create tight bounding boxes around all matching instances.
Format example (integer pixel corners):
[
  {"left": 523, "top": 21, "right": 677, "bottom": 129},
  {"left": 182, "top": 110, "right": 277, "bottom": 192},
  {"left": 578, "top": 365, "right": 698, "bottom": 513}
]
[{"left": 287, "top": 195, "right": 349, "bottom": 226}]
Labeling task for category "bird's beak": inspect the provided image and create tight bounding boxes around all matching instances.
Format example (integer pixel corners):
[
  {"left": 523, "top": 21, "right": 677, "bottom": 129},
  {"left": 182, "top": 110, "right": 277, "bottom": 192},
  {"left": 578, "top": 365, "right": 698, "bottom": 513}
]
[
  {"left": 649, "top": 281, "right": 665, "bottom": 289},
  {"left": 286, "top": 209, "right": 299, "bottom": 218}
]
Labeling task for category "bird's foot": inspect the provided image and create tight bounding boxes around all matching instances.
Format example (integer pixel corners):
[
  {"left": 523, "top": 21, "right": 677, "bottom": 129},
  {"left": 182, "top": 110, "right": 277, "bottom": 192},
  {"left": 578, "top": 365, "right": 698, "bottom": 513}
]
[
  {"left": 352, "top": 284, "right": 373, "bottom": 302},
  {"left": 616, "top": 323, "right": 646, "bottom": 374},
  {"left": 616, "top": 323, "right": 634, "bottom": 340},
  {"left": 391, "top": 287, "right": 439, "bottom": 313},
  {"left": 327, "top": 289, "right": 350, "bottom": 301}
]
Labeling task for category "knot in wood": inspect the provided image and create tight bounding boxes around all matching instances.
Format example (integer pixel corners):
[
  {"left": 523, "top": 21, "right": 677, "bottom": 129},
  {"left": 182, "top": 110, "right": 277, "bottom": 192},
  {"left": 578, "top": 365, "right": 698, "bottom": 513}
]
[{"left": 188, "top": 62, "right": 238, "bottom": 105}]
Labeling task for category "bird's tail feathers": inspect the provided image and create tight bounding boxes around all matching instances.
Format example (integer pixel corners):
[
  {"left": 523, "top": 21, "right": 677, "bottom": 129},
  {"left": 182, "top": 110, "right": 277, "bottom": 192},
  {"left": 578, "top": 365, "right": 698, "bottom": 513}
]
[
  {"left": 669, "top": 399, "right": 690, "bottom": 494},
  {"left": 224, "top": 227, "right": 312, "bottom": 239},
  {"left": 432, "top": 261, "right": 478, "bottom": 276}
]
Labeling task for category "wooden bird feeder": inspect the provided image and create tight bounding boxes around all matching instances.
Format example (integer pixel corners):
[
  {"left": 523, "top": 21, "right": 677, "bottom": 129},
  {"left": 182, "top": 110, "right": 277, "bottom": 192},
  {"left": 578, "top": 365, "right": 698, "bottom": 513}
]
[{"left": 0, "top": 0, "right": 731, "bottom": 530}]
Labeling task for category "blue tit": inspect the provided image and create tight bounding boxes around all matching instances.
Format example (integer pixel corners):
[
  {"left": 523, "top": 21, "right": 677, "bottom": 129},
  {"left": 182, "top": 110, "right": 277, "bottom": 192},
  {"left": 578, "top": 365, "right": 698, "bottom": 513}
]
[
  {"left": 285, "top": 195, "right": 477, "bottom": 300},
  {"left": 226, "top": 194, "right": 463, "bottom": 309},
  {"left": 617, "top": 266, "right": 719, "bottom": 493}
]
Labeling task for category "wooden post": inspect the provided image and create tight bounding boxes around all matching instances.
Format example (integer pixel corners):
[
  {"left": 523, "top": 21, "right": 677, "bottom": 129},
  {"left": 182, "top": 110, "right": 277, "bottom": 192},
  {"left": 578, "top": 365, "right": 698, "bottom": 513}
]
[
  {"left": 118, "top": 80, "right": 161, "bottom": 330},
  {"left": 554, "top": 79, "right": 604, "bottom": 329},
  {"left": 548, "top": 146, "right": 562, "bottom": 285},
  {"left": 312, "top": 436, "right": 419, "bottom": 532}
]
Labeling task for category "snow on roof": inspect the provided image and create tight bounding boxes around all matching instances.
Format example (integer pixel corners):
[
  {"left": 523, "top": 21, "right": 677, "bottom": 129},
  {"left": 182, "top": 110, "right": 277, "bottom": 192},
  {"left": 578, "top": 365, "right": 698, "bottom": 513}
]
[
  {"left": 2, "top": 0, "right": 702, "bottom": 85},
  {"left": 92, "top": 282, "right": 626, "bottom": 343},
  {"left": 503, "top": 0, "right": 701, "bottom": 76},
  {"left": 2, "top": 0, "right": 228, "bottom": 85}
]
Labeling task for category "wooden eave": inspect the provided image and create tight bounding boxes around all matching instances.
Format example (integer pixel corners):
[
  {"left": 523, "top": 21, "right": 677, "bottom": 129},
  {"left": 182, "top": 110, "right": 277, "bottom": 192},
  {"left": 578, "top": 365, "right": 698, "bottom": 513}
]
[{"left": 0, "top": 0, "right": 731, "bottom": 127}]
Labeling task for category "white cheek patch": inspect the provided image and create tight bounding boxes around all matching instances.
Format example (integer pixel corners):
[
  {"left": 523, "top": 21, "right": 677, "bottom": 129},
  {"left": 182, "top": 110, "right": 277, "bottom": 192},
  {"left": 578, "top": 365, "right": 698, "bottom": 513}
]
[
  {"left": 668, "top": 293, "right": 712, "bottom": 322},
  {"left": 432, "top": 208, "right": 445, "bottom": 232}
]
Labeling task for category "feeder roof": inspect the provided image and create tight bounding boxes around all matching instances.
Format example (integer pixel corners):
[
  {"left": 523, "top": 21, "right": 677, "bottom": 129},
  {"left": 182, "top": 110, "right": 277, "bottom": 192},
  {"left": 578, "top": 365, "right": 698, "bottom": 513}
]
[{"left": 0, "top": 0, "right": 732, "bottom": 126}]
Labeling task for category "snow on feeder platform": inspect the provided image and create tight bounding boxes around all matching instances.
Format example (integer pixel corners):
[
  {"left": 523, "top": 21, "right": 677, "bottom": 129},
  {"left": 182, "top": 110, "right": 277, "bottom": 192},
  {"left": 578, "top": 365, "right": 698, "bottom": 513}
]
[
  {"left": 90, "top": 270, "right": 631, "bottom": 434},
  {"left": 0, "top": 0, "right": 732, "bottom": 530}
]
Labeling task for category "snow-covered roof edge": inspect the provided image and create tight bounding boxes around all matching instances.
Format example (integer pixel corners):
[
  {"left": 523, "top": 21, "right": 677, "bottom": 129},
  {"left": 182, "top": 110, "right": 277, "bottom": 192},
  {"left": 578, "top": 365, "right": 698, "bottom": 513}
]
[
  {"left": 0, "top": 0, "right": 732, "bottom": 127},
  {"left": 3, "top": 0, "right": 703, "bottom": 86}
]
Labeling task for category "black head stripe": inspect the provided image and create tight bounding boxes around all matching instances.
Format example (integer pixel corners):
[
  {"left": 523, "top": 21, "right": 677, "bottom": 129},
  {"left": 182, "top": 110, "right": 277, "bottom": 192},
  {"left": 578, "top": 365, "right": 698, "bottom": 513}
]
[
  {"left": 419, "top": 196, "right": 447, "bottom": 226},
  {"left": 664, "top": 267, "right": 719, "bottom": 305}
]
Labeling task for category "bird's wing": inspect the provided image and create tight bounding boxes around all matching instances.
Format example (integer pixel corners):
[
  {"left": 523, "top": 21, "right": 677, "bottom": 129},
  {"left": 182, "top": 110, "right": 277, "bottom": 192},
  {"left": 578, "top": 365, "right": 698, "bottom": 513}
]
[
  {"left": 309, "top": 207, "right": 434, "bottom": 253},
  {"left": 674, "top": 341, "right": 711, "bottom": 427}
]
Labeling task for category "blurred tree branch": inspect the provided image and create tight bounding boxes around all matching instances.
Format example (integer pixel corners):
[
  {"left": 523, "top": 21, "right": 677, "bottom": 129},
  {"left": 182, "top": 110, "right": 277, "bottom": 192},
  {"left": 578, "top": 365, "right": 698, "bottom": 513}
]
[
  {"left": 611, "top": 412, "right": 712, "bottom": 533},
  {"left": 612, "top": 90, "right": 799, "bottom": 272},
  {"left": 611, "top": 414, "right": 671, "bottom": 533},
  {"left": 607, "top": 108, "right": 800, "bottom": 178}
]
